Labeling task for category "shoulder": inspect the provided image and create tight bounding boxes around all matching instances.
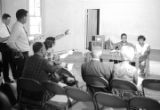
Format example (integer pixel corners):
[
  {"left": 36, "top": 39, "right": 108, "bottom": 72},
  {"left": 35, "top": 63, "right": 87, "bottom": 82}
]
[
  {"left": 144, "top": 43, "right": 150, "bottom": 47},
  {"left": 81, "top": 62, "right": 87, "bottom": 68},
  {"left": 0, "top": 23, "right": 5, "bottom": 29},
  {"left": 103, "top": 61, "right": 114, "bottom": 67}
]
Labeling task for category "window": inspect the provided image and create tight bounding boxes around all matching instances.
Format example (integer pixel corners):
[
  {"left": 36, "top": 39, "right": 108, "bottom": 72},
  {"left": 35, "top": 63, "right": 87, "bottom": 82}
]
[{"left": 29, "top": 0, "right": 41, "bottom": 35}]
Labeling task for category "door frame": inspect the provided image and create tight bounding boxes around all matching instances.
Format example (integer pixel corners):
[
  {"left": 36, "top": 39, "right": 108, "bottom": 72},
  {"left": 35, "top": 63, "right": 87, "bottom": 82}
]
[{"left": 86, "top": 9, "right": 100, "bottom": 49}]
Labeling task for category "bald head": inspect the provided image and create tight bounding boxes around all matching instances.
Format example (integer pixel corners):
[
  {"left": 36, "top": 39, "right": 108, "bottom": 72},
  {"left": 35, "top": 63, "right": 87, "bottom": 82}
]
[
  {"left": 91, "top": 49, "right": 103, "bottom": 59},
  {"left": 120, "top": 46, "right": 135, "bottom": 61}
]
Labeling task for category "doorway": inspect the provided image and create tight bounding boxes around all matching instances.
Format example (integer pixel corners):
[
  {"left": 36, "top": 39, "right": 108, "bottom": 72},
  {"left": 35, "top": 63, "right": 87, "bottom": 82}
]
[{"left": 86, "top": 9, "right": 100, "bottom": 49}]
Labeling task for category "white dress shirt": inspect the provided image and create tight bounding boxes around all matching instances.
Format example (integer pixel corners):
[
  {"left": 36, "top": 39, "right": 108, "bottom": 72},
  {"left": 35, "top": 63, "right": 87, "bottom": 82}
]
[
  {"left": 136, "top": 43, "right": 149, "bottom": 55},
  {"left": 0, "top": 22, "right": 10, "bottom": 43},
  {"left": 7, "top": 21, "right": 30, "bottom": 52}
]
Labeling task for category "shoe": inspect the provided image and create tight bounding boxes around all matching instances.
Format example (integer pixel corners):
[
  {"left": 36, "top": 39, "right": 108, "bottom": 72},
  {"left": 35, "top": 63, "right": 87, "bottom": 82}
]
[{"left": 5, "top": 79, "right": 14, "bottom": 83}]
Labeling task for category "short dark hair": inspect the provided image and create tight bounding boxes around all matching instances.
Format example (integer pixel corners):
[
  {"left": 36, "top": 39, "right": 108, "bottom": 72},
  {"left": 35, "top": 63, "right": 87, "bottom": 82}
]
[
  {"left": 138, "top": 35, "right": 146, "bottom": 41},
  {"left": 121, "top": 33, "right": 127, "bottom": 38},
  {"left": 16, "top": 9, "right": 28, "bottom": 21},
  {"left": 2, "top": 13, "right": 11, "bottom": 20},
  {"left": 33, "top": 42, "right": 43, "bottom": 53},
  {"left": 44, "top": 37, "right": 55, "bottom": 50},
  {"left": 45, "top": 37, "right": 55, "bottom": 43}
]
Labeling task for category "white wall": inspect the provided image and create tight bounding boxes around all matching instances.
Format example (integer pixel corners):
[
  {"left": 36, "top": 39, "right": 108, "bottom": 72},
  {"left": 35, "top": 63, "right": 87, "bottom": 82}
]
[
  {"left": 2, "top": 0, "right": 160, "bottom": 51},
  {"left": 1, "top": 0, "right": 28, "bottom": 28},
  {"left": 44, "top": 0, "right": 160, "bottom": 51},
  {"left": 44, "top": 0, "right": 86, "bottom": 52}
]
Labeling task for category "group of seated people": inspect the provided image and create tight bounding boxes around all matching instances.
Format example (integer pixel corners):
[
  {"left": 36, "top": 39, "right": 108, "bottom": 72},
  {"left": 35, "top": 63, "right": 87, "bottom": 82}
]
[
  {"left": 103, "top": 33, "right": 150, "bottom": 77},
  {"left": 82, "top": 45, "right": 138, "bottom": 91}
]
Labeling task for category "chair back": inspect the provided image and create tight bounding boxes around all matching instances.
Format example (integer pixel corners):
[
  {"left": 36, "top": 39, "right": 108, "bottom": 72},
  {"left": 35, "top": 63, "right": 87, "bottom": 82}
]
[
  {"left": 95, "top": 92, "right": 128, "bottom": 108},
  {"left": 142, "top": 79, "right": 160, "bottom": 91},
  {"left": 18, "top": 78, "right": 46, "bottom": 108},
  {"left": 130, "top": 97, "right": 160, "bottom": 110},
  {"left": 142, "top": 79, "right": 160, "bottom": 101},
  {"left": 111, "top": 79, "right": 138, "bottom": 91},
  {"left": 0, "top": 91, "right": 12, "bottom": 110},
  {"left": 65, "top": 86, "right": 92, "bottom": 102},
  {"left": 83, "top": 75, "right": 109, "bottom": 88},
  {"left": 42, "top": 81, "right": 65, "bottom": 95}
]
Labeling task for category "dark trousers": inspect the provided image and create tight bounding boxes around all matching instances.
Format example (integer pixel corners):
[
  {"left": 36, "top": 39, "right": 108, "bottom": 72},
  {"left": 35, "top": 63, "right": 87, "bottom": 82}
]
[
  {"left": 14, "top": 51, "right": 29, "bottom": 79},
  {"left": 0, "top": 43, "right": 16, "bottom": 81}
]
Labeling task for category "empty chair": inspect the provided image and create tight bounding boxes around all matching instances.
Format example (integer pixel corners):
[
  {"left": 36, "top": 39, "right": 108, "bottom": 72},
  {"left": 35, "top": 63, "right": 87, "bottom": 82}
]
[
  {"left": 65, "top": 86, "right": 96, "bottom": 110},
  {"left": 0, "top": 91, "right": 12, "bottom": 110},
  {"left": 42, "top": 81, "right": 69, "bottom": 110},
  {"left": 130, "top": 97, "right": 160, "bottom": 110},
  {"left": 82, "top": 75, "right": 109, "bottom": 95},
  {"left": 142, "top": 79, "right": 160, "bottom": 102},
  {"left": 111, "top": 79, "right": 142, "bottom": 100},
  {"left": 95, "top": 92, "right": 128, "bottom": 110}
]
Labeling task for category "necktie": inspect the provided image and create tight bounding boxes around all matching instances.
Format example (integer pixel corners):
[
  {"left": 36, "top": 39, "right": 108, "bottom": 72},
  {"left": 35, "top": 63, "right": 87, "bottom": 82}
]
[
  {"left": 23, "top": 26, "right": 29, "bottom": 44},
  {"left": 6, "top": 25, "right": 11, "bottom": 34}
]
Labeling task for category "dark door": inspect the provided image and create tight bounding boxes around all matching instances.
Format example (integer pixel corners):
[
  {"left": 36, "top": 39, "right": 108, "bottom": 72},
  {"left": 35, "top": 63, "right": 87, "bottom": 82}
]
[{"left": 86, "top": 9, "right": 100, "bottom": 49}]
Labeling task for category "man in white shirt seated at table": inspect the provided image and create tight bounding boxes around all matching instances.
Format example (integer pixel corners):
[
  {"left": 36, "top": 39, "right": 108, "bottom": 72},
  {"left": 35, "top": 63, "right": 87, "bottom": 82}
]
[{"left": 114, "top": 33, "right": 135, "bottom": 50}]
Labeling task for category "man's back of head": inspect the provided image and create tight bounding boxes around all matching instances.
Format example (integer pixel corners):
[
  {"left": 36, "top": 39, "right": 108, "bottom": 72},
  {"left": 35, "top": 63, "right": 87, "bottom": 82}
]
[
  {"left": 91, "top": 48, "right": 103, "bottom": 59},
  {"left": 120, "top": 45, "right": 135, "bottom": 61},
  {"left": 33, "top": 42, "right": 46, "bottom": 56}
]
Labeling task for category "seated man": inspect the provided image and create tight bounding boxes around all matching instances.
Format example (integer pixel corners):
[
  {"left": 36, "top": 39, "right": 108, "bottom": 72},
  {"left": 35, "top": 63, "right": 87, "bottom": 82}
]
[
  {"left": 113, "top": 46, "right": 138, "bottom": 84},
  {"left": 21, "top": 42, "right": 75, "bottom": 100},
  {"left": 81, "top": 48, "right": 114, "bottom": 92},
  {"left": 114, "top": 33, "right": 135, "bottom": 50},
  {"left": 22, "top": 42, "right": 61, "bottom": 83}
]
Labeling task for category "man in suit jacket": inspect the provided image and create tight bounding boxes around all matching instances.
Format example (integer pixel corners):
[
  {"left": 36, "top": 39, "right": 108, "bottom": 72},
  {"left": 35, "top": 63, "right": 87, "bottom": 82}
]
[{"left": 81, "top": 48, "right": 114, "bottom": 92}]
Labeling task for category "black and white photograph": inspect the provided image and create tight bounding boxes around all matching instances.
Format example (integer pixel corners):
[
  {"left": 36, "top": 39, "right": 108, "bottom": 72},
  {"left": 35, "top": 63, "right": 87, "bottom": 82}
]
[{"left": 0, "top": 0, "right": 160, "bottom": 110}]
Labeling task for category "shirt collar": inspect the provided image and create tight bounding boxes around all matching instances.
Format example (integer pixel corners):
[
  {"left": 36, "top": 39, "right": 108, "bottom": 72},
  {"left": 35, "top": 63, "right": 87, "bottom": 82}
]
[
  {"left": 92, "top": 58, "right": 100, "bottom": 61},
  {"left": 17, "top": 21, "right": 24, "bottom": 27}
]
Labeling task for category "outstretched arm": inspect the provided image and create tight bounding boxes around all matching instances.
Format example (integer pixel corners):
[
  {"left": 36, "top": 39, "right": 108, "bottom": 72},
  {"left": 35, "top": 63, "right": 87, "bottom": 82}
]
[{"left": 55, "top": 29, "right": 70, "bottom": 40}]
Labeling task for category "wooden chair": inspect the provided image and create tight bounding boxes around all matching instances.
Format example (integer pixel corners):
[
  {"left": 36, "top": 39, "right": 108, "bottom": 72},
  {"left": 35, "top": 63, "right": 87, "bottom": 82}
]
[
  {"left": 142, "top": 79, "right": 160, "bottom": 102},
  {"left": 95, "top": 92, "right": 128, "bottom": 110},
  {"left": 130, "top": 97, "right": 160, "bottom": 110}
]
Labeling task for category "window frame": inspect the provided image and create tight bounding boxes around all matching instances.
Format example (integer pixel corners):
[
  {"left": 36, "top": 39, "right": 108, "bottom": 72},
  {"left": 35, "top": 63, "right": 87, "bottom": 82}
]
[{"left": 28, "top": 0, "right": 42, "bottom": 36}]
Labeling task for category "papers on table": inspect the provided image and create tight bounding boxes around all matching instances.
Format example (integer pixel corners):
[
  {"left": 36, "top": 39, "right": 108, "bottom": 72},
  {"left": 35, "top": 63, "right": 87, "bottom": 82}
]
[{"left": 59, "top": 50, "right": 74, "bottom": 59}]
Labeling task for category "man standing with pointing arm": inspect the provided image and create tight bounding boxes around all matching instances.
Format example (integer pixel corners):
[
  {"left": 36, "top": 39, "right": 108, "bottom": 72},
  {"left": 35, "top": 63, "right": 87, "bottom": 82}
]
[{"left": 7, "top": 9, "right": 30, "bottom": 80}]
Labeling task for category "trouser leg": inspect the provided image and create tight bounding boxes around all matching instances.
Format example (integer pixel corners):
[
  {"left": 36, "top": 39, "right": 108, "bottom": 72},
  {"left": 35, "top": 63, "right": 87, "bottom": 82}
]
[
  {"left": 16, "top": 52, "right": 29, "bottom": 79},
  {"left": 0, "top": 43, "right": 10, "bottom": 81}
]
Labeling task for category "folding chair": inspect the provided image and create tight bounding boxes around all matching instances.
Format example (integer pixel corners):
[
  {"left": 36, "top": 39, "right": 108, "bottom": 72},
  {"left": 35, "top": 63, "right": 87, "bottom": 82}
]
[
  {"left": 65, "top": 86, "right": 96, "bottom": 110},
  {"left": 111, "top": 79, "right": 142, "bottom": 100},
  {"left": 82, "top": 75, "right": 109, "bottom": 95},
  {"left": 18, "top": 78, "right": 59, "bottom": 110},
  {"left": 0, "top": 91, "right": 12, "bottom": 110},
  {"left": 130, "top": 97, "right": 160, "bottom": 110},
  {"left": 42, "top": 81, "right": 69, "bottom": 110},
  {"left": 95, "top": 92, "right": 128, "bottom": 110},
  {"left": 142, "top": 79, "right": 160, "bottom": 102}
]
